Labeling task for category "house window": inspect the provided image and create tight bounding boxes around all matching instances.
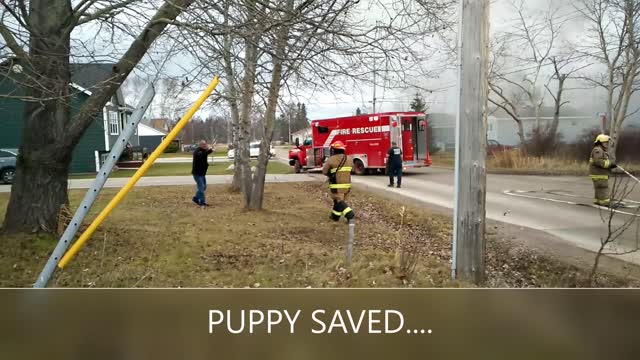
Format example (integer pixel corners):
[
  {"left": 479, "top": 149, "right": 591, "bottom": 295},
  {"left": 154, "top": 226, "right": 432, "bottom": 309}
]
[
  {"left": 119, "top": 113, "right": 125, "bottom": 133},
  {"left": 109, "top": 111, "right": 119, "bottom": 135}
]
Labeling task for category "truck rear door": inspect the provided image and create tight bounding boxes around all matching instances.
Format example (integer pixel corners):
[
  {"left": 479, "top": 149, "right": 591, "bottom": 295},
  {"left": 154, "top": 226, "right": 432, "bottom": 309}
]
[{"left": 401, "top": 117, "right": 414, "bottom": 161}]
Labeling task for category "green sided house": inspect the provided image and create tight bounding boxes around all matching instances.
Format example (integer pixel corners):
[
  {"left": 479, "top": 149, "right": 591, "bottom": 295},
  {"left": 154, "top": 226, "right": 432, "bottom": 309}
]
[{"left": 0, "top": 61, "right": 135, "bottom": 173}]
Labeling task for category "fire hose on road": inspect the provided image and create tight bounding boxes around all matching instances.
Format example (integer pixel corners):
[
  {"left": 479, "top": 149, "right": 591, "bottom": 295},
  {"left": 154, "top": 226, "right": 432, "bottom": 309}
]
[{"left": 619, "top": 166, "right": 640, "bottom": 185}]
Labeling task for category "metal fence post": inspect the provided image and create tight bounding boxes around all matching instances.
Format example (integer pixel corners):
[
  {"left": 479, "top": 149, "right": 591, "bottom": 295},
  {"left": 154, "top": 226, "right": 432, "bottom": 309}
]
[
  {"left": 347, "top": 221, "right": 355, "bottom": 264},
  {"left": 33, "top": 85, "right": 156, "bottom": 288}
]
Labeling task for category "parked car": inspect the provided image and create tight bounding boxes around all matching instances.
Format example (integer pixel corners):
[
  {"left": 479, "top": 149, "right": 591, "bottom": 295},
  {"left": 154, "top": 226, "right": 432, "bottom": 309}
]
[
  {"left": 0, "top": 148, "right": 18, "bottom": 184},
  {"left": 227, "top": 142, "right": 276, "bottom": 159},
  {"left": 487, "top": 139, "right": 514, "bottom": 156},
  {"left": 183, "top": 144, "right": 198, "bottom": 152}
]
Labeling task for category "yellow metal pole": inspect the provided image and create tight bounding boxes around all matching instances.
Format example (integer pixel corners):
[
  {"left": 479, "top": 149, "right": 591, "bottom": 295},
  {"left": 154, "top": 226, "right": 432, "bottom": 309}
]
[{"left": 58, "top": 76, "right": 220, "bottom": 269}]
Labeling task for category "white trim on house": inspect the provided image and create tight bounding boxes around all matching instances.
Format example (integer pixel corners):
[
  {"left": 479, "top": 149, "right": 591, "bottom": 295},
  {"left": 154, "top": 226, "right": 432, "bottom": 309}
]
[
  {"left": 108, "top": 110, "right": 119, "bottom": 135},
  {"left": 94, "top": 150, "right": 100, "bottom": 172},
  {"left": 70, "top": 82, "right": 92, "bottom": 96},
  {"left": 137, "top": 123, "right": 167, "bottom": 136},
  {"left": 69, "top": 83, "right": 114, "bottom": 106},
  {"left": 103, "top": 108, "right": 110, "bottom": 151}
]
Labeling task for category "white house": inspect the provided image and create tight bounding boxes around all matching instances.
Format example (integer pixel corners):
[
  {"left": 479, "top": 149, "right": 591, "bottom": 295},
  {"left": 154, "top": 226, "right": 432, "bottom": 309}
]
[
  {"left": 488, "top": 114, "right": 640, "bottom": 146},
  {"left": 137, "top": 123, "right": 168, "bottom": 152}
]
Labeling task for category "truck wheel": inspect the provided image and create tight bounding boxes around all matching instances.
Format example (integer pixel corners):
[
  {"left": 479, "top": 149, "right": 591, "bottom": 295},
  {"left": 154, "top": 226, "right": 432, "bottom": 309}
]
[
  {"left": 294, "top": 159, "right": 301, "bottom": 173},
  {"left": 353, "top": 159, "right": 366, "bottom": 175},
  {"left": 1, "top": 167, "right": 15, "bottom": 184}
]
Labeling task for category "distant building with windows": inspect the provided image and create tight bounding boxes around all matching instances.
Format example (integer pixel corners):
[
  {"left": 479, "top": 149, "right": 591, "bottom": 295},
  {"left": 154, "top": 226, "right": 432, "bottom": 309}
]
[{"left": 427, "top": 107, "right": 640, "bottom": 150}]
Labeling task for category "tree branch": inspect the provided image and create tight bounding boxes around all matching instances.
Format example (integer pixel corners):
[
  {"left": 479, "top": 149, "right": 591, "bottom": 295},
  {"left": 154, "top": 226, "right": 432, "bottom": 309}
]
[
  {"left": 76, "top": 0, "right": 140, "bottom": 26},
  {"left": 0, "top": 21, "right": 27, "bottom": 59},
  {"left": 67, "top": 0, "right": 196, "bottom": 145}
]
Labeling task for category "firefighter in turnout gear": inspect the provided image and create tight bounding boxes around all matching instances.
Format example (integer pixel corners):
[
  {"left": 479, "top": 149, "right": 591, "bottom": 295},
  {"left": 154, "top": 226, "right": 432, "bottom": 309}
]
[
  {"left": 322, "top": 141, "right": 355, "bottom": 222},
  {"left": 589, "top": 134, "right": 617, "bottom": 207}
]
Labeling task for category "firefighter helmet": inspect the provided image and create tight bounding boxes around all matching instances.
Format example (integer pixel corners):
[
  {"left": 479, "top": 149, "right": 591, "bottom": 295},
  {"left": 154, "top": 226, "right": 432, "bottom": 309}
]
[
  {"left": 594, "top": 134, "right": 610, "bottom": 144},
  {"left": 331, "top": 141, "right": 347, "bottom": 150}
]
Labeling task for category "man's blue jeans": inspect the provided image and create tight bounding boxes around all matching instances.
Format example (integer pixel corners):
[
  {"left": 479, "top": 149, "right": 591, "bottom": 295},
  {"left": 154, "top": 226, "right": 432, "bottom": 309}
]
[{"left": 193, "top": 175, "right": 207, "bottom": 204}]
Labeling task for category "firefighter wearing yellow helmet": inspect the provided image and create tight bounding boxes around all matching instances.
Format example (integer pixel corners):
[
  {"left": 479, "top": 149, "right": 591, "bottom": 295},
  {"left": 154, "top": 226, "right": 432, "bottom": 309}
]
[
  {"left": 589, "top": 134, "right": 617, "bottom": 206},
  {"left": 322, "top": 141, "right": 355, "bottom": 222}
]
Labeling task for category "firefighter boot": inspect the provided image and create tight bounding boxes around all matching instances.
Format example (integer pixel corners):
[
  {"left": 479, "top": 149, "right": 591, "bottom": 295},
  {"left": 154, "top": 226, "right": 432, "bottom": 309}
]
[
  {"left": 330, "top": 200, "right": 342, "bottom": 222},
  {"left": 344, "top": 207, "right": 355, "bottom": 221}
]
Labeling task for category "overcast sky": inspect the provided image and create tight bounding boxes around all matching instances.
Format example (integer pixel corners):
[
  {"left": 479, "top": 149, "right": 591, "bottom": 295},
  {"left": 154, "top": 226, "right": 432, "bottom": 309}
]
[
  {"left": 287, "top": 0, "right": 613, "bottom": 120},
  {"left": 104, "top": 0, "right": 623, "bottom": 122}
]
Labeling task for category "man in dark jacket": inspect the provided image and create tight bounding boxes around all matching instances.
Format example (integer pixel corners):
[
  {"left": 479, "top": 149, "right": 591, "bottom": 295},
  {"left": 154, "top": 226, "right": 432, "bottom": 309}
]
[
  {"left": 387, "top": 141, "right": 403, "bottom": 188},
  {"left": 192, "top": 140, "right": 213, "bottom": 206}
]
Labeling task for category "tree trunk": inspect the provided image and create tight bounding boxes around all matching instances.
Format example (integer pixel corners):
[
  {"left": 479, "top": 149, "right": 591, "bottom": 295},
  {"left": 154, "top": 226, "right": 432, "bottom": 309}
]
[
  {"left": 548, "top": 76, "right": 564, "bottom": 141},
  {"left": 3, "top": 0, "right": 73, "bottom": 233},
  {"left": 516, "top": 121, "right": 526, "bottom": 149},
  {"left": 249, "top": 2, "right": 292, "bottom": 210},
  {"left": 2, "top": 0, "right": 194, "bottom": 234},
  {"left": 221, "top": 0, "right": 243, "bottom": 191},
  {"left": 238, "top": 35, "right": 259, "bottom": 208}
]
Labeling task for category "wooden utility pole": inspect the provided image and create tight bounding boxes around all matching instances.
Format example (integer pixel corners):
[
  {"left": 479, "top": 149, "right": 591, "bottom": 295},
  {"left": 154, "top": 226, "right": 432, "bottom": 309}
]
[{"left": 452, "top": 0, "right": 489, "bottom": 284}]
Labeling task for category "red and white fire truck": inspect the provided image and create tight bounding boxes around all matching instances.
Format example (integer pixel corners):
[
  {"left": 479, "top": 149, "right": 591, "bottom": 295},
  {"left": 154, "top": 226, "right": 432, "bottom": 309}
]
[{"left": 288, "top": 112, "right": 432, "bottom": 175}]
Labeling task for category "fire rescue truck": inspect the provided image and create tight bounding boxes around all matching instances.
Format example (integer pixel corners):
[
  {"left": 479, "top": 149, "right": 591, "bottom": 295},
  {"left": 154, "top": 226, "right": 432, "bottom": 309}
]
[{"left": 288, "top": 112, "right": 432, "bottom": 175}]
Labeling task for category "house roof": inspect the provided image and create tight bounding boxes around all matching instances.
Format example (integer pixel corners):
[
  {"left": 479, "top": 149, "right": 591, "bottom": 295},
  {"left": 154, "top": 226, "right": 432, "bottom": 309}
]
[
  {"left": 0, "top": 59, "right": 119, "bottom": 98},
  {"left": 70, "top": 63, "right": 117, "bottom": 91},
  {"left": 138, "top": 123, "right": 167, "bottom": 136}
]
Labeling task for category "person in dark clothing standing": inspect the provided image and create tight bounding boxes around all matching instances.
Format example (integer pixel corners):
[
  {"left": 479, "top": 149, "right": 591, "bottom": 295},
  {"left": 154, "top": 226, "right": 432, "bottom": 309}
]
[
  {"left": 387, "top": 141, "right": 403, "bottom": 188},
  {"left": 192, "top": 140, "right": 213, "bottom": 206}
]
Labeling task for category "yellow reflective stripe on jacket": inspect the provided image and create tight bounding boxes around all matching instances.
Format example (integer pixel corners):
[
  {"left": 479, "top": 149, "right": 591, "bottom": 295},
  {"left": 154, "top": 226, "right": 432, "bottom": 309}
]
[
  {"left": 603, "top": 159, "right": 610, "bottom": 168},
  {"left": 332, "top": 210, "right": 343, "bottom": 216},
  {"left": 343, "top": 207, "right": 353, "bottom": 215},
  {"left": 330, "top": 166, "right": 352, "bottom": 173},
  {"left": 329, "top": 183, "right": 352, "bottom": 189},
  {"left": 589, "top": 175, "right": 609, "bottom": 180}
]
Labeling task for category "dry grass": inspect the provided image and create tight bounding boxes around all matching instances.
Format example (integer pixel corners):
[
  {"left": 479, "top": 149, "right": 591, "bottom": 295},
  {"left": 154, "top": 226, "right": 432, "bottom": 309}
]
[
  {"left": 487, "top": 150, "right": 585, "bottom": 175},
  {"left": 0, "top": 183, "right": 458, "bottom": 288},
  {"left": 429, "top": 150, "right": 640, "bottom": 176},
  {"left": 0, "top": 182, "right": 636, "bottom": 288},
  {"left": 429, "top": 152, "right": 455, "bottom": 167},
  {"left": 488, "top": 150, "right": 640, "bottom": 176}
]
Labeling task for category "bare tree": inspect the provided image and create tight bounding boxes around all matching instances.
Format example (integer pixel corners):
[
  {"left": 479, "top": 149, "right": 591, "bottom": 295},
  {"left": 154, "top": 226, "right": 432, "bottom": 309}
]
[
  {"left": 577, "top": 0, "right": 640, "bottom": 160},
  {"left": 0, "top": 0, "right": 196, "bottom": 234},
  {"left": 248, "top": 0, "right": 294, "bottom": 210},
  {"left": 544, "top": 56, "right": 589, "bottom": 143},
  {"left": 173, "top": 0, "right": 455, "bottom": 209},
  {"left": 488, "top": 0, "right": 568, "bottom": 147}
]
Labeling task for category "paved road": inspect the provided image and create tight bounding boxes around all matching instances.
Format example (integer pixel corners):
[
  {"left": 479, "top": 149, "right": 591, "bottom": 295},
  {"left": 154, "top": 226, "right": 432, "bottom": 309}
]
[
  {"left": 274, "top": 145, "right": 640, "bottom": 263},
  {"left": 0, "top": 174, "right": 315, "bottom": 193},
  {"left": 156, "top": 156, "right": 229, "bottom": 163},
  {"left": 352, "top": 167, "right": 640, "bottom": 264}
]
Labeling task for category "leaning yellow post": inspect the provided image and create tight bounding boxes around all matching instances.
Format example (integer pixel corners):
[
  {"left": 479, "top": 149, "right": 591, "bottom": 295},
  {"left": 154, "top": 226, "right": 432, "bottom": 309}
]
[{"left": 58, "top": 76, "right": 220, "bottom": 269}]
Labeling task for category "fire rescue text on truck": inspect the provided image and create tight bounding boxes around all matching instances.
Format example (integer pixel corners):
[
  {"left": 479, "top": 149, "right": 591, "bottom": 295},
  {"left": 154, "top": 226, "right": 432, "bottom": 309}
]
[{"left": 289, "top": 112, "right": 432, "bottom": 175}]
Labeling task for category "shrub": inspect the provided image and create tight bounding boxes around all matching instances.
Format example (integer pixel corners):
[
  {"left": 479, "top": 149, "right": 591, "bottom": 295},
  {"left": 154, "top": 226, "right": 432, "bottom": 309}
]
[
  {"left": 567, "top": 127, "right": 640, "bottom": 163},
  {"left": 164, "top": 143, "right": 179, "bottom": 153},
  {"left": 617, "top": 128, "right": 640, "bottom": 163},
  {"left": 525, "top": 125, "right": 564, "bottom": 157}
]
